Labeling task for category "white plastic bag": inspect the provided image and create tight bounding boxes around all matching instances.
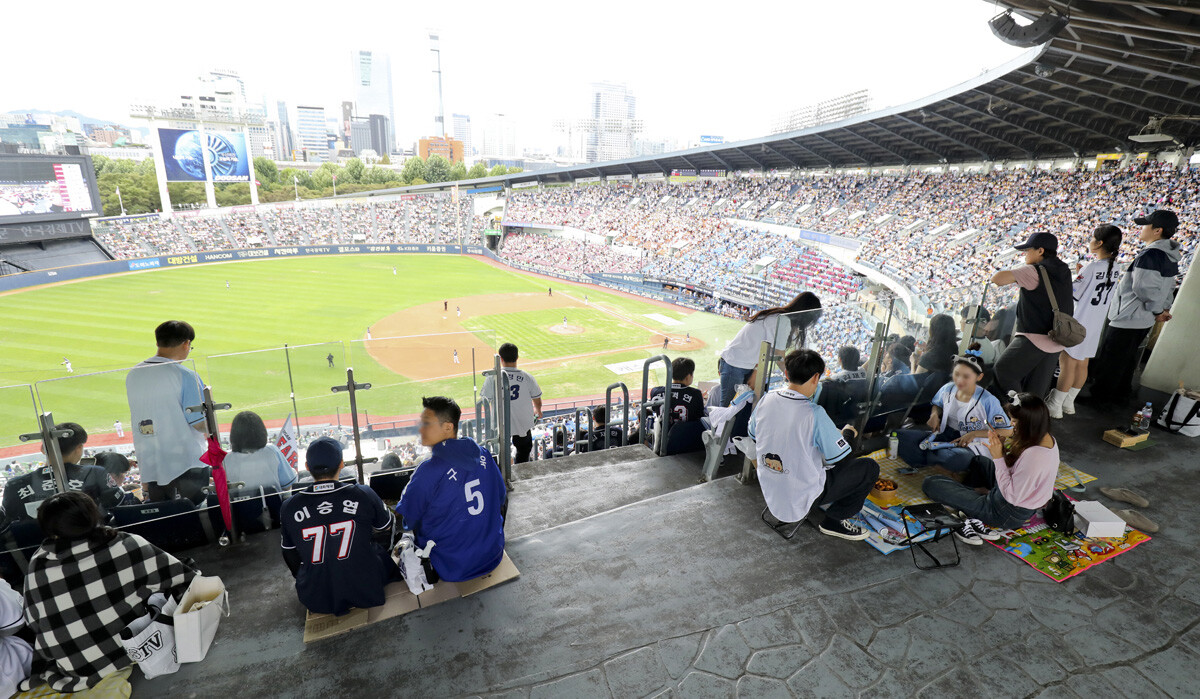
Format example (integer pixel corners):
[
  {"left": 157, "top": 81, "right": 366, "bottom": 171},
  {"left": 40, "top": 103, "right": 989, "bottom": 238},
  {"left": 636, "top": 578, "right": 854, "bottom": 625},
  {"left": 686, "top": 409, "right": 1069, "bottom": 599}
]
[
  {"left": 121, "top": 593, "right": 179, "bottom": 679},
  {"left": 396, "top": 534, "right": 435, "bottom": 596}
]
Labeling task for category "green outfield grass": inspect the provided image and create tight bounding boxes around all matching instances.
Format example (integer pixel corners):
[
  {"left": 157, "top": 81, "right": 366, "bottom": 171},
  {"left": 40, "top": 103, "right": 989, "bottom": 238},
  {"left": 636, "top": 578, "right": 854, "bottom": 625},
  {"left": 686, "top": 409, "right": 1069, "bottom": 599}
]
[{"left": 0, "top": 255, "right": 743, "bottom": 445}]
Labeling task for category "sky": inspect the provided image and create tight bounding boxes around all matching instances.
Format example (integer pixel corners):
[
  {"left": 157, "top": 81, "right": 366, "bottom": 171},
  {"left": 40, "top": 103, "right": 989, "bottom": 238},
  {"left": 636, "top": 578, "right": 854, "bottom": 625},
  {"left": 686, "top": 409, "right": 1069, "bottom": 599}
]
[{"left": 1, "top": 0, "right": 1029, "bottom": 154}]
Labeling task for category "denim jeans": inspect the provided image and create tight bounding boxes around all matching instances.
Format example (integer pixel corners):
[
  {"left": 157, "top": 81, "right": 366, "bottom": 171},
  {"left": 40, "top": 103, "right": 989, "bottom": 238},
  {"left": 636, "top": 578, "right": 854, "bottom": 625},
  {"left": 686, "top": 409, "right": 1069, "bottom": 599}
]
[
  {"left": 717, "top": 357, "right": 754, "bottom": 407},
  {"left": 896, "top": 428, "right": 976, "bottom": 472},
  {"left": 921, "top": 458, "right": 1036, "bottom": 529}
]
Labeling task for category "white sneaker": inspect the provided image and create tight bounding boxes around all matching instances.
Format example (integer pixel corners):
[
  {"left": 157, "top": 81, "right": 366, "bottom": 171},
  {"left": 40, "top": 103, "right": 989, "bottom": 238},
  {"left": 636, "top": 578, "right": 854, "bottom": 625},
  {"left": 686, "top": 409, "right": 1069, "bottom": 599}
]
[
  {"left": 954, "top": 519, "right": 985, "bottom": 545},
  {"left": 1062, "top": 389, "right": 1078, "bottom": 416}
]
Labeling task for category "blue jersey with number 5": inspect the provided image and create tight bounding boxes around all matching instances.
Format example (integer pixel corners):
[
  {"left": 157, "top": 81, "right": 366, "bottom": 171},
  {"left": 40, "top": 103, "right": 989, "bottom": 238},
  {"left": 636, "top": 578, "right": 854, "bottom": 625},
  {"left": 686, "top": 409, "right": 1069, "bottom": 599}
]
[{"left": 396, "top": 437, "right": 506, "bottom": 581}]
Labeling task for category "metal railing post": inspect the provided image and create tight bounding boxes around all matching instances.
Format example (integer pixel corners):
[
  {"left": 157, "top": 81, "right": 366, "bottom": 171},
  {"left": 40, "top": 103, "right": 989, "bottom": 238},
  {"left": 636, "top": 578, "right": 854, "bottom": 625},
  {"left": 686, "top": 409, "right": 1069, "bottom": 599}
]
[
  {"left": 604, "top": 382, "right": 629, "bottom": 449},
  {"left": 330, "top": 368, "right": 373, "bottom": 482},
  {"left": 639, "top": 355, "right": 673, "bottom": 456},
  {"left": 738, "top": 341, "right": 773, "bottom": 484},
  {"left": 18, "top": 413, "right": 72, "bottom": 495}
]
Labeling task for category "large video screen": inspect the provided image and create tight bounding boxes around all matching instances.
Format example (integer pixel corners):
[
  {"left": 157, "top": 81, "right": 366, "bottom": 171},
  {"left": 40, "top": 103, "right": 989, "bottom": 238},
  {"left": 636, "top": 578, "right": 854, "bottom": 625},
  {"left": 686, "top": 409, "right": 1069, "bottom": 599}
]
[
  {"left": 0, "top": 155, "right": 101, "bottom": 226},
  {"left": 158, "top": 128, "right": 250, "bottom": 183}
]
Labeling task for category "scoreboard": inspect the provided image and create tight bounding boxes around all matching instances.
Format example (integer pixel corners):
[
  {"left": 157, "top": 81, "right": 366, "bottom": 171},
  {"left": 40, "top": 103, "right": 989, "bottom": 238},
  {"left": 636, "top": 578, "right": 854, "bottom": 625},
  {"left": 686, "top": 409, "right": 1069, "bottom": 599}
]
[{"left": 0, "top": 154, "right": 102, "bottom": 227}]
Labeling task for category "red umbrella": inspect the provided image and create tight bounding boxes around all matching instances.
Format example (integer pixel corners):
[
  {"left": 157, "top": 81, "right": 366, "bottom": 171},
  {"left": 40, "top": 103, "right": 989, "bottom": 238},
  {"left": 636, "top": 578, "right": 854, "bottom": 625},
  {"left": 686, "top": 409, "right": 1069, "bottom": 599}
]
[{"left": 200, "top": 435, "right": 233, "bottom": 532}]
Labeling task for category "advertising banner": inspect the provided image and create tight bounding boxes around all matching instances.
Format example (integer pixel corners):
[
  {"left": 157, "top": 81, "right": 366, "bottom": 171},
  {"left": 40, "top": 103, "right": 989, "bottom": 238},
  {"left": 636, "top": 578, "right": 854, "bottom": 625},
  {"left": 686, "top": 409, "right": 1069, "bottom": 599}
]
[{"left": 158, "top": 128, "right": 250, "bottom": 183}]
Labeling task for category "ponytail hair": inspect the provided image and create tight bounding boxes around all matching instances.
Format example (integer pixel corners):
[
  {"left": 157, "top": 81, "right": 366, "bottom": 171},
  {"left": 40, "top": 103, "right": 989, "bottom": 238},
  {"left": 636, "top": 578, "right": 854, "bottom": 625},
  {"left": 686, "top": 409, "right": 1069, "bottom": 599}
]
[
  {"left": 1093, "top": 224, "right": 1123, "bottom": 282},
  {"left": 37, "top": 491, "right": 118, "bottom": 546}
]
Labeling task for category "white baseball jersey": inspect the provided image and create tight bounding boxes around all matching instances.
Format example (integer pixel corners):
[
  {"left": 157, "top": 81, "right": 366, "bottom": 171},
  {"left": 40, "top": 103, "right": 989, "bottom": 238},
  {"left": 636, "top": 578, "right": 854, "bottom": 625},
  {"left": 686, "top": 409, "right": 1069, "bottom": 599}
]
[
  {"left": 749, "top": 388, "right": 851, "bottom": 522},
  {"left": 125, "top": 357, "right": 207, "bottom": 485},
  {"left": 0, "top": 578, "right": 31, "bottom": 699},
  {"left": 721, "top": 314, "right": 793, "bottom": 370},
  {"left": 481, "top": 368, "right": 542, "bottom": 437},
  {"left": 1067, "top": 258, "right": 1118, "bottom": 360}
]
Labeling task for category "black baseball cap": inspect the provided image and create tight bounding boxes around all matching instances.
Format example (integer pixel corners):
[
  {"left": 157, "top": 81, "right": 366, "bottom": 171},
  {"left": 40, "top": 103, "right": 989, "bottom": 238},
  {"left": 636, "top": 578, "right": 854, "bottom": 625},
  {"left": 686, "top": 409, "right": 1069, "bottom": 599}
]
[
  {"left": 1013, "top": 231, "right": 1058, "bottom": 252},
  {"left": 306, "top": 436, "right": 344, "bottom": 474},
  {"left": 1133, "top": 209, "right": 1179, "bottom": 233}
]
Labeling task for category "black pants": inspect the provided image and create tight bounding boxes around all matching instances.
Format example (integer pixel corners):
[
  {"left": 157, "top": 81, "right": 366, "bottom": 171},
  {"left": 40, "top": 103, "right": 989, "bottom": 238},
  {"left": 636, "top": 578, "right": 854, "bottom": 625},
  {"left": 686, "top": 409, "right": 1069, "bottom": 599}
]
[
  {"left": 995, "top": 335, "right": 1058, "bottom": 400},
  {"left": 512, "top": 431, "right": 533, "bottom": 464},
  {"left": 1089, "top": 325, "right": 1151, "bottom": 404},
  {"left": 816, "top": 457, "right": 879, "bottom": 521}
]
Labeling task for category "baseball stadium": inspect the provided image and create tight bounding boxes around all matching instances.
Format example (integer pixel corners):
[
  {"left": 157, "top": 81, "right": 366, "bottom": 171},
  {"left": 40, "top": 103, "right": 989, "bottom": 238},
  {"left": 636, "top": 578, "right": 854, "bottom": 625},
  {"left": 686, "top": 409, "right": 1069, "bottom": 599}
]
[{"left": 1, "top": 1, "right": 1200, "bottom": 696}]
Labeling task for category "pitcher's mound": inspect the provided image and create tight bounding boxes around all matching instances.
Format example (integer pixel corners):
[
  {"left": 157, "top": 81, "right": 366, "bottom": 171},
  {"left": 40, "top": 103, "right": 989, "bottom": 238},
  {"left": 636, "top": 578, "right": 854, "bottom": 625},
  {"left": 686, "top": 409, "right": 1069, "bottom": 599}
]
[{"left": 549, "top": 324, "right": 584, "bottom": 335}]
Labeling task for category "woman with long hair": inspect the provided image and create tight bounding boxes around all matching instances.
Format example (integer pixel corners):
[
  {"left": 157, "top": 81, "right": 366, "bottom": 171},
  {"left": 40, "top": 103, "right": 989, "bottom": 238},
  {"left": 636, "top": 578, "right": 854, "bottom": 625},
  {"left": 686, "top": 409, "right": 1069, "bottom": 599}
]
[
  {"left": 921, "top": 393, "right": 1059, "bottom": 545},
  {"left": 913, "top": 314, "right": 958, "bottom": 375},
  {"left": 22, "top": 492, "right": 197, "bottom": 693},
  {"left": 715, "top": 292, "right": 822, "bottom": 406},
  {"left": 224, "top": 410, "right": 298, "bottom": 493},
  {"left": 1046, "top": 225, "right": 1123, "bottom": 418}
]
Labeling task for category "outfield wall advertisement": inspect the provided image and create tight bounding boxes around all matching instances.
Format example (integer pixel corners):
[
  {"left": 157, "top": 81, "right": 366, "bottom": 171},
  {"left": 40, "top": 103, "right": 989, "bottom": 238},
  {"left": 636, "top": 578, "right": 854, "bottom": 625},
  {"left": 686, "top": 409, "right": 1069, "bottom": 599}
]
[
  {"left": 158, "top": 128, "right": 250, "bottom": 183},
  {"left": 0, "top": 244, "right": 494, "bottom": 292}
]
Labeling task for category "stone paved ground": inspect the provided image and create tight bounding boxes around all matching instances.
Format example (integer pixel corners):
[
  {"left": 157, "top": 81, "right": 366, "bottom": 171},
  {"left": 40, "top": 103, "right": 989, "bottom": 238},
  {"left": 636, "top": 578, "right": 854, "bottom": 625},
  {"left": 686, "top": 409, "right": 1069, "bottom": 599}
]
[
  {"left": 477, "top": 539, "right": 1198, "bottom": 698},
  {"left": 467, "top": 411, "right": 1199, "bottom": 699}
]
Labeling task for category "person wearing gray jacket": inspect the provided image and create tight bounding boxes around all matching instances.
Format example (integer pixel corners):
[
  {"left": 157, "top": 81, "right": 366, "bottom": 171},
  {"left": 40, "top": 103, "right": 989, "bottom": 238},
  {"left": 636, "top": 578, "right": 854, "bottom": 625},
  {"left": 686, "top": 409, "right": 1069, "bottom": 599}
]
[{"left": 1086, "top": 210, "right": 1182, "bottom": 406}]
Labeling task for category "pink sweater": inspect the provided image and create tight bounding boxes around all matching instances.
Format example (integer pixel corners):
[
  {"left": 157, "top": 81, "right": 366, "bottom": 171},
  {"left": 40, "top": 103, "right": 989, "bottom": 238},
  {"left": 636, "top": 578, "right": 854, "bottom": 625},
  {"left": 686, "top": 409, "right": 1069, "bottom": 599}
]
[{"left": 993, "top": 439, "right": 1059, "bottom": 510}]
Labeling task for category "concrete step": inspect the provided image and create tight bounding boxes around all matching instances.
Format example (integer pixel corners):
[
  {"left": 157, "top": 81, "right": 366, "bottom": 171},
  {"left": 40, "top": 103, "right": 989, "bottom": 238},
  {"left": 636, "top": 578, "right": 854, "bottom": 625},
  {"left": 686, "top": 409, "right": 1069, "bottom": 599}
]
[
  {"left": 512, "top": 444, "right": 654, "bottom": 481},
  {"left": 506, "top": 450, "right": 706, "bottom": 539}
]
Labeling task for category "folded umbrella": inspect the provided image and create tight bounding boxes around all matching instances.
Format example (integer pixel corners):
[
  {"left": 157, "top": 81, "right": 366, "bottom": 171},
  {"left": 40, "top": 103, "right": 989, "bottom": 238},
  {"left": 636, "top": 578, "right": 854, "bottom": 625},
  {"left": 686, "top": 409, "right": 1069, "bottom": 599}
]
[{"left": 200, "top": 435, "right": 232, "bottom": 532}]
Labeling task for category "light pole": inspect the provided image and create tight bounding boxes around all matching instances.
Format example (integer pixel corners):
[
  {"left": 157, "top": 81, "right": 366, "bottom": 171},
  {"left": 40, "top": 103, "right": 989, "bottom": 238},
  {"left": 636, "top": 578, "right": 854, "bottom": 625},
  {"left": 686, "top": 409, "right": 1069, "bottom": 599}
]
[
  {"left": 115, "top": 185, "right": 126, "bottom": 216},
  {"left": 332, "top": 173, "right": 337, "bottom": 197},
  {"left": 293, "top": 174, "right": 300, "bottom": 202}
]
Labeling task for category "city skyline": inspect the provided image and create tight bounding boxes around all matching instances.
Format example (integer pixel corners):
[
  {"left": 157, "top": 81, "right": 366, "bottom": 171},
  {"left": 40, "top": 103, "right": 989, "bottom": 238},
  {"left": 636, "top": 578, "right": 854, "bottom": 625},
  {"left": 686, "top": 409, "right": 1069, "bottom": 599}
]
[{"left": 1, "top": 0, "right": 1027, "bottom": 160}]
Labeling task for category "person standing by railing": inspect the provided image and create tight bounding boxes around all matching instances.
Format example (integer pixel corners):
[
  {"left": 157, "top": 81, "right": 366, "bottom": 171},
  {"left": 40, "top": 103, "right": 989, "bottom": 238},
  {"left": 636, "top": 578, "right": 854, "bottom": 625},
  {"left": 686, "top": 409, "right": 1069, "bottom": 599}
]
[{"left": 480, "top": 343, "right": 543, "bottom": 464}]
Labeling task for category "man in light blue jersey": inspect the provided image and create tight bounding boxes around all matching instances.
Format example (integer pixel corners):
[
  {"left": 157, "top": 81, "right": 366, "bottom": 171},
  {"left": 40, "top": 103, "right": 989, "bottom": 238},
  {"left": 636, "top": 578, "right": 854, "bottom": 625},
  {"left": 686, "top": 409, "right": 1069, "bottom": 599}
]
[{"left": 750, "top": 348, "right": 878, "bottom": 540}]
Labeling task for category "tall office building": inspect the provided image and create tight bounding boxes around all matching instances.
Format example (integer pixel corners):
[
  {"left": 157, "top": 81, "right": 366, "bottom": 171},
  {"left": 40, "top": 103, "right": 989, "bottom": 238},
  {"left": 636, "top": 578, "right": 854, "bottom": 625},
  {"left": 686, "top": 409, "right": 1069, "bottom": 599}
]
[
  {"left": 367, "top": 114, "right": 392, "bottom": 157},
  {"left": 452, "top": 113, "right": 472, "bottom": 162},
  {"left": 770, "top": 89, "right": 872, "bottom": 134},
  {"left": 352, "top": 50, "right": 395, "bottom": 149},
  {"left": 207, "top": 69, "right": 247, "bottom": 103},
  {"left": 479, "top": 113, "right": 516, "bottom": 161},
  {"left": 295, "top": 105, "right": 328, "bottom": 163},
  {"left": 587, "top": 82, "right": 642, "bottom": 163},
  {"left": 350, "top": 118, "right": 373, "bottom": 156},
  {"left": 276, "top": 101, "right": 294, "bottom": 160}
]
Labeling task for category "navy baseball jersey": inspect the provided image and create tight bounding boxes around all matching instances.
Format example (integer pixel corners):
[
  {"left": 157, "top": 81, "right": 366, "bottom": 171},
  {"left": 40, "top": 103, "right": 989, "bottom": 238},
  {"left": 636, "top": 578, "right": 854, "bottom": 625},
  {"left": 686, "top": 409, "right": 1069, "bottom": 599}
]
[
  {"left": 280, "top": 481, "right": 393, "bottom": 615},
  {"left": 651, "top": 383, "right": 707, "bottom": 424},
  {"left": 396, "top": 438, "right": 506, "bottom": 582}
]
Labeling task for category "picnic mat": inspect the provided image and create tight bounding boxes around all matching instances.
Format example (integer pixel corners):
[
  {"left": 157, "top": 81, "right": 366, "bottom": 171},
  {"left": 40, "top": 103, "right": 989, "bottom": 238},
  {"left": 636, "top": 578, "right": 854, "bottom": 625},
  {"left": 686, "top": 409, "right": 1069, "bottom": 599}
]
[
  {"left": 849, "top": 499, "right": 938, "bottom": 555},
  {"left": 988, "top": 511, "right": 1151, "bottom": 582},
  {"left": 865, "top": 449, "right": 1097, "bottom": 508}
]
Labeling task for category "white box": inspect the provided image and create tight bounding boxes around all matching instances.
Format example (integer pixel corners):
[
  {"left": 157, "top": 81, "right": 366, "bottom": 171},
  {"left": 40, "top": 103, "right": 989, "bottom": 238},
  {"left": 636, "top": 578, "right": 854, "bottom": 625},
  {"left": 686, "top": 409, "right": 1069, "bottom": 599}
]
[{"left": 1073, "top": 500, "right": 1127, "bottom": 538}]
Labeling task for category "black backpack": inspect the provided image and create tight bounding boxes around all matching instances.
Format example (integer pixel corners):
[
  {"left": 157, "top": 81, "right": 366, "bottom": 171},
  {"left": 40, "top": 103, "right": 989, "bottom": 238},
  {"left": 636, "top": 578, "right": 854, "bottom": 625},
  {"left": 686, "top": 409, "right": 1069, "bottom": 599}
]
[{"left": 1043, "top": 490, "right": 1076, "bottom": 533}]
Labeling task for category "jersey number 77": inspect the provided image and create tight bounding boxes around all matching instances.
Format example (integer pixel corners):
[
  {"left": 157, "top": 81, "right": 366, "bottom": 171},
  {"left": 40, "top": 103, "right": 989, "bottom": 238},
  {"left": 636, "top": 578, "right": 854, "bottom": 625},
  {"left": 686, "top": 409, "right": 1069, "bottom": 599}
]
[{"left": 301, "top": 521, "right": 355, "bottom": 563}]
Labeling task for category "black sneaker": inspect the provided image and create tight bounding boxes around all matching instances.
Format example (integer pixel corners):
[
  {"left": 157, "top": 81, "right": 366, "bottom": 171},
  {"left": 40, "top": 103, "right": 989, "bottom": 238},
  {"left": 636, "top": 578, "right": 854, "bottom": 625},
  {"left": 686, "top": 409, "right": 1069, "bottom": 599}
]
[
  {"left": 954, "top": 520, "right": 985, "bottom": 546},
  {"left": 818, "top": 518, "right": 870, "bottom": 541}
]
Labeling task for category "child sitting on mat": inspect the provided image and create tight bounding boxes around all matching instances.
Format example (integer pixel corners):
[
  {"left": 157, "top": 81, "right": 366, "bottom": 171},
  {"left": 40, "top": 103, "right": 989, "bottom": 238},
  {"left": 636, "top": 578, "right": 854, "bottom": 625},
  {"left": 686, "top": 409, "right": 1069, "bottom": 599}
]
[{"left": 921, "top": 393, "right": 1059, "bottom": 545}]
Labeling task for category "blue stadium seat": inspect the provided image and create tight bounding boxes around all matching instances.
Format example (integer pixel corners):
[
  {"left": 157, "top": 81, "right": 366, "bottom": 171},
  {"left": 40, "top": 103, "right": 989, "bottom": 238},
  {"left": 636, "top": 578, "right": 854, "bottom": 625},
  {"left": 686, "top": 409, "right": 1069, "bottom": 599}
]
[
  {"left": 228, "top": 486, "right": 284, "bottom": 535},
  {"left": 112, "top": 499, "right": 216, "bottom": 553},
  {"left": 0, "top": 521, "right": 44, "bottom": 585}
]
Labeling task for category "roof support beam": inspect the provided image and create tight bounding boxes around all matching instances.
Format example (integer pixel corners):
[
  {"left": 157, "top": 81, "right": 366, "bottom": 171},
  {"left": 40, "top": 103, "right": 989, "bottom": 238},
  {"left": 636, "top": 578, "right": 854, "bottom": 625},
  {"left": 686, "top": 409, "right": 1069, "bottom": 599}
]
[
  {"left": 1046, "top": 45, "right": 1200, "bottom": 87},
  {"left": 993, "top": 76, "right": 1142, "bottom": 125},
  {"left": 894, "top": 114, "right": 991, "bottom": 160},
  {"left": 787, "top": 139, "right": 834, "bottom": 168},
  {"left": 706, "top": 150, "right": 735, "bottom": 172},
  {"left": 1048, "top": 63, "right": 1192, "bottom": 105},
  {"left": 838, "top": 127, "right": 910, "bottom": 164},
  {"left": 759, "top": 142, "right": 803, "bottom": 168},
  {"left": 808, "top": 133, "right": 870, "bottom": 165},
  {"left": 863, "top": 121, "right": 952, "bottom": 161},
  {"left": 976, "top": 85, "right": 1127, "bottom": 147},
  {"left": 923, "top": 106, "right": 1038, "bottom": 157},
  {"left": 944, "top": 96, "right": 1084, "bottom": 152},
  {"left": 1017, "top": 70, "right": 1157, "bottom": 115},
  {"left": 733, "top": 147, "right": 768, "bottom": 170}
]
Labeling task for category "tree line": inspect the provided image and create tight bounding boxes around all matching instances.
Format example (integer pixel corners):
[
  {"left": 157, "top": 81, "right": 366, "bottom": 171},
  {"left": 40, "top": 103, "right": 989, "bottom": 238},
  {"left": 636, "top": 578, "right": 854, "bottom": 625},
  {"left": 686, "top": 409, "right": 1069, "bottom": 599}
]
[{"left": 91, "top": 154, "right": 523, "bottom": 217}]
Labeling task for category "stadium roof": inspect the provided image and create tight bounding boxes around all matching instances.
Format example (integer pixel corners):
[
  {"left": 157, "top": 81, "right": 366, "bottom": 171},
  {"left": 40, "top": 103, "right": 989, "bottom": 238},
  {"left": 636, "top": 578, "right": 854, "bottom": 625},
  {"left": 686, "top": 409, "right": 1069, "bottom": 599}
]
[{"left": 356, "top": 0, "right": 1200, "bottom": 196}]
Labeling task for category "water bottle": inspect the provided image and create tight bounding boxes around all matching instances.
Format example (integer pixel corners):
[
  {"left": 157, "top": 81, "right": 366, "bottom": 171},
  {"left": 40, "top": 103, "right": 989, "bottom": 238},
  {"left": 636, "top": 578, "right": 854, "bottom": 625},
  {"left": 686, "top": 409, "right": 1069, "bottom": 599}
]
[
  {"left": 1140, "top": 402, "right": 1152, "bottom": 430},
  {"left": 888, "top": 432, "right": 899, "bottom": 460}
]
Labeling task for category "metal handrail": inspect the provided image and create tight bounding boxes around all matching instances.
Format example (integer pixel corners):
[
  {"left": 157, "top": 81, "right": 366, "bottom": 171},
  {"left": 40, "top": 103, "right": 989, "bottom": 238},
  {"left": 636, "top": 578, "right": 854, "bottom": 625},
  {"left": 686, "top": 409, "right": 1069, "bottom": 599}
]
[
  {"left": 604, "top": 382, "right": 630, "bottom": 449},
  {"left": 639, "top": 355, "right": 673, "bottom": 456}
]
